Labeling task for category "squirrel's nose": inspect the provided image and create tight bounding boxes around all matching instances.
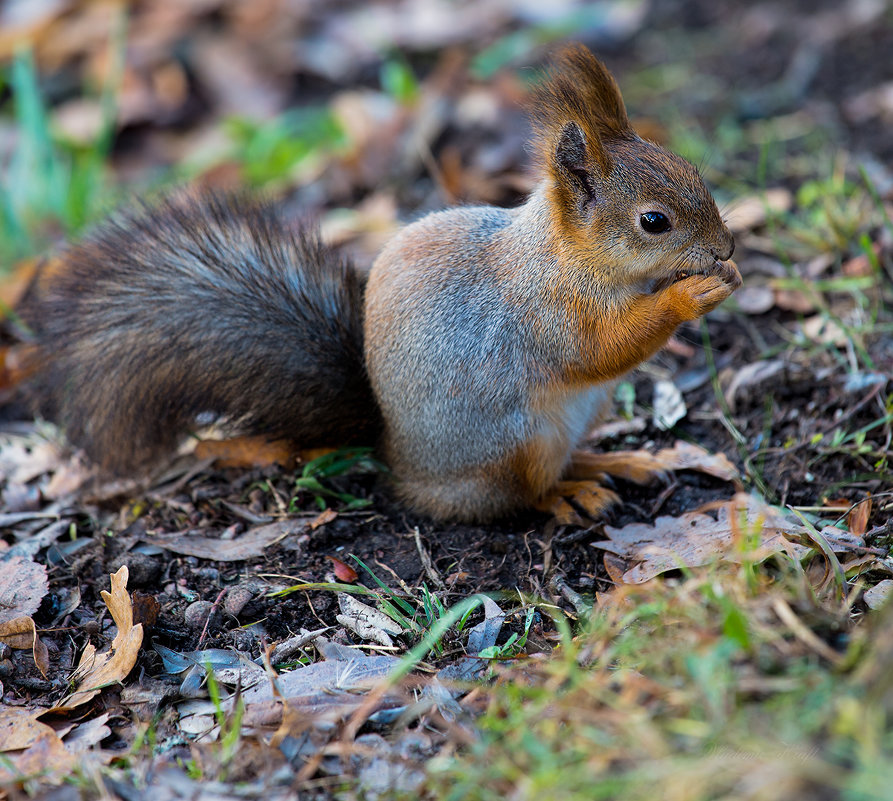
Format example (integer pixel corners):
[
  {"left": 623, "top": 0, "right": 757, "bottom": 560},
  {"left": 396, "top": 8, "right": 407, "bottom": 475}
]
[{"left": 712, "top": 234, "right": 735, "bottom": 262}]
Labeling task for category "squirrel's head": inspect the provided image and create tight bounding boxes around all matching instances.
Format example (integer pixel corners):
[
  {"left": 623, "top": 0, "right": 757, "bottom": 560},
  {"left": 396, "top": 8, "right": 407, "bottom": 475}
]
[{"left": 531, "top": 45, "right": 735, "bottom": 289}]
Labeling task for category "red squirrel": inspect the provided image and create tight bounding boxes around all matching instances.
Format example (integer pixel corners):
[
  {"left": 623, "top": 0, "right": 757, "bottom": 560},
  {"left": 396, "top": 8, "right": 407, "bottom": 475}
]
[{"left": 19, "top": 45, "right": 740, "bottom": 522}]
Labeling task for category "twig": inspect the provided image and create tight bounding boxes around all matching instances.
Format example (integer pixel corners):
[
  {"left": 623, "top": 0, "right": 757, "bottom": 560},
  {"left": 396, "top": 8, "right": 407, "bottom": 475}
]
[{"left": 412, "top": 527, "right": 445, "bottom": 589}]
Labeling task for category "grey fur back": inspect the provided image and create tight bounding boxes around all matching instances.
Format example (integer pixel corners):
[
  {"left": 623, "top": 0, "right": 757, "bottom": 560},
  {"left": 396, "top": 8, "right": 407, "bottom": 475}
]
[{"left": 20, "top": 190, "right": 378, "bottom": 470}]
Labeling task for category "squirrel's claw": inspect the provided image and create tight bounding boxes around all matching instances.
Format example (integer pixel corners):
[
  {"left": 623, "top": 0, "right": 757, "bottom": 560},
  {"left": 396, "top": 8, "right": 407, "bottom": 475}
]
[{"left": 537, "top": 480, "right": 621, "bottom": 525}]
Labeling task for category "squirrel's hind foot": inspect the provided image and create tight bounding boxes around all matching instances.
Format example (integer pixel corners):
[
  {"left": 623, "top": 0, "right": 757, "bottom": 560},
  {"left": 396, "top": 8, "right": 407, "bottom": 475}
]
[{"left": 535, "top": 480, "right": 621, "bottom": 526}]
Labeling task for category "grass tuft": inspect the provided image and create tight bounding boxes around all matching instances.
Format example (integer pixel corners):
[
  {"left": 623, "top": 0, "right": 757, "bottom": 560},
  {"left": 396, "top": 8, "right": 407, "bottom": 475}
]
[{"left": 423, "top": 564, "right": 892, "bottom": 801}]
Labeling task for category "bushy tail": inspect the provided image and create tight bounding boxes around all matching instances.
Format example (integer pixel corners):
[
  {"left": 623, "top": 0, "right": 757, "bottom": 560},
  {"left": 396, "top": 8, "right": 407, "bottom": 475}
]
[{"left": 19, "top": 190, "right": 379, "bottom": 471}]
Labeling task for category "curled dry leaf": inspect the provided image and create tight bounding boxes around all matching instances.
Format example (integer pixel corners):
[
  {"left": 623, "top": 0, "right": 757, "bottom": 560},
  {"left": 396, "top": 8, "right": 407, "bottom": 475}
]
[
  {"left": 328, "top": 556, "right": 359, "bottom": 582},
  {"left": 652, "top": 379, "right": 686, "bottom": 431},
  {"left": 652, "top": 441, "right": 740, "bottom": 483},
  {"left": 310, "top": 508, "right": 338, "bottom": 530},
  {"left": 595, "top": 495, "right": 809, "bottom": 584},
  {"left": 336, "top": 594, "right": 402, "bottom": 648},
  {"left": 847, "top": 497, "right": 872, "bottom": 538},
  {"left": 61, "top": 713, "right": 112, "bottom": 753},
  {"left": 0, "top": 617, "right": 50, "bottom": 677},
  {"left": 51, "top": 566, "right": 143, "bottom": 712}
]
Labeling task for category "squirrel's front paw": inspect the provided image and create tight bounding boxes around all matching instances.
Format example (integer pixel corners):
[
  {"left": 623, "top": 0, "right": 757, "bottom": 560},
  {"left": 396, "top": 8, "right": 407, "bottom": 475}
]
[{"left": 668, "top": 262, "right": 740, "bottom": 320}]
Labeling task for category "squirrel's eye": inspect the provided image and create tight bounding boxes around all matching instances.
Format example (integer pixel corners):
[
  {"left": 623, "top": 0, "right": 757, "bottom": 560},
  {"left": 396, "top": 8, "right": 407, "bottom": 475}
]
[{"left": 639, "top": 211, "right": 671, "bottom": 234}]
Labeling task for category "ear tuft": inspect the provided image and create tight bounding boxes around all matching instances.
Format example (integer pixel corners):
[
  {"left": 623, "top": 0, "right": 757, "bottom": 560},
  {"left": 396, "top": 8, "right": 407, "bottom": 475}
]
[{"left": 530, "top": 44, "right": 631, "bottom": 176}]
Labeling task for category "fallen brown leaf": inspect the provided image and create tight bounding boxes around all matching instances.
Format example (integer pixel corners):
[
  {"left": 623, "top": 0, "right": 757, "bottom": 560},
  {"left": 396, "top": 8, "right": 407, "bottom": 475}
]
[
  {"left": 0, "top": 556, "right": 49, "bottom": 621},
  {"left": 802, "top": 315, "right": 849, "bottom": 347},
  {"left": 132, "top": 592, "right": 161, "bottom": 628},
  {"left": 145, "top": 519, "right": 307, "bottom": 561},
  {"left": 725, "top": 188, "right": 793, "bottom": 233},
  {"left": 653, "top": 441, "right": 740, "bottom": 483},
  {"left": 0, "top": 434, "right": 66, "bottom": 486},
  {"left": 0, "top": 729, "right": 76, "bottom": 785},
  {"left": 847, "top": 497, "right": 872, "bottom": 538},
  {"left": 310, "top": 509, "right": 338, "bottom": 530},
  {"left": 328, "top": 556, "right": 358, "bottom": 582},
  {"left": 42, "top": 452, "right": 94, "bottom": 500},
  {"left": 595, "top": 495, "right": 810, "bottom": 583},
  {"left": 61, "top": 713, "right": 112, "bottom": 753},
  {"left": 195, "top": 435, "right": 297, "bottom": 469},
  {"left": 51, "top": 566, "right": 143, "bottom": 712},
  {"left": 0, "top": 706, "right": 56, "bottom": 752},
  {"left": 0, "top": 617, "right": 49, "bottom": 677},
  {"left": 0, "top": 556, "right": 47, "bottom": 623}
]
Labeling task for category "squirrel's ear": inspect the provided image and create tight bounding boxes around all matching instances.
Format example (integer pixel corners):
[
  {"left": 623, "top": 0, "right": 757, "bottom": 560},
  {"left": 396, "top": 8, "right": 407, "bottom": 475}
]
[
  {"left": 555, "top": 121, "right": 604, "bottom": 203},
  {"left": 531, "top": 44, "right": 630, "bottom": 176}
]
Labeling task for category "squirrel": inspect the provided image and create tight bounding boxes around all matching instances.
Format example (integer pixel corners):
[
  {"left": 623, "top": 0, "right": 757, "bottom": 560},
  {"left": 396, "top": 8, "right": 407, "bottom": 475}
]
[{"left": 17, "top": 44, "right": 740, "bottom": 523}]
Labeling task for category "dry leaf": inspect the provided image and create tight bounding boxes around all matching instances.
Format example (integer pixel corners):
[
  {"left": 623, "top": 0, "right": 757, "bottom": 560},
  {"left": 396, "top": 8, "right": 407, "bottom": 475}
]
[
  {"left": 723, "top": 360, "right": 786, "bottom": 412},
  {"left": 239, "top": 654, "right": 401, "bottom": 726},
  {"left": 802, "top": 315, "right": 849, "bottom": 347},
  {"left": 61, "top": 713, "right": 112, "bottom": 753},
  {"left": 725, "top": 188, "right": 793, "bottom": 233},
  {"left": 773, "top": 287, "right": 816, "bottom": 313},
  {"left": 0, "top": 706, "right": 56, "bottom": 752},
  {"left": 864, "top": 581, "right": 893, "bottom": 611},
  {"left": 848, "top": 497, "right": 872, "bottom": 538},
  {"left": 42, "top": 453, "right": 94, "bottom": 500},
  {"left": 842, "top": 251, "right": 878, "bottom": 277},
  {"left": 0, "top": 730, "right": 76, "bottom": 785},
  {"left": 336, "top": 594, "right": 402, "bottom": 648},
  {"left": 0, "top": 556, "right": 49, "bottom": 621},
  {"left": 195, "top": 435, "right": 296, "bottom": 469},
  {"left": 734, "top": 285, "right": 775, "bottom": 315},
  {"left": 652, "top": 379, "right": 686, "bottom": 430},
  {"left": 145, "top": 519, "right": 307, "bottom": 561},
  {"left": 0, "top": 617, "right": 49, "bottom": 677},
  {"left": 0, "top": 435, "right": 66, "bottom": 486},
  {"left": 51, "top": 567, "right": 143, "bottom": 712},
  {"left": 653, "top": 441, "right": 740, "bottom": 482},
  {"left": 603, "top": 554, "right": 627, "bottom": 586},
  {"left": 310, "top": 508, "right": 338, "bottom": 530},
  {"left": 595, "top": 495, "right": 809, "bottom": 583},
  {"left": 328, "top": 556, "right": 359, "bottom": 582},
  {"left": 132, "top": 592, "right": 161, "bottom": 628}
]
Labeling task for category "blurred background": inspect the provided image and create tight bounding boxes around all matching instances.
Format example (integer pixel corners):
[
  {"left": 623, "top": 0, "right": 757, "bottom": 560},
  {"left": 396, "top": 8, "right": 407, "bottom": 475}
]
[{"left": 1, "top": 0, "right": 891, "bottom": 272}]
